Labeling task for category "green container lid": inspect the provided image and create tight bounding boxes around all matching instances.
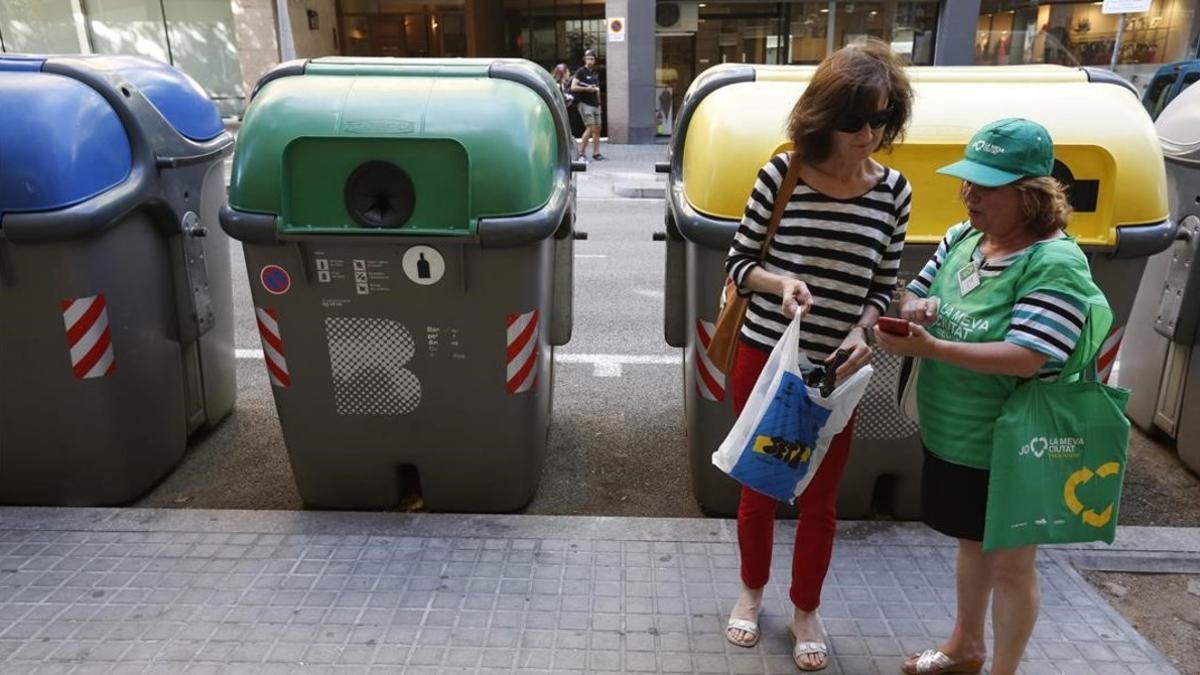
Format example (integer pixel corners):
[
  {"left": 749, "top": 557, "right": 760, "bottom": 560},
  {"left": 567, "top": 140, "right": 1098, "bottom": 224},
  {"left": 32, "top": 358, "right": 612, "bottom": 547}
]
[{"left": 228, "top": 58, "right": 565, "bottom": 237}]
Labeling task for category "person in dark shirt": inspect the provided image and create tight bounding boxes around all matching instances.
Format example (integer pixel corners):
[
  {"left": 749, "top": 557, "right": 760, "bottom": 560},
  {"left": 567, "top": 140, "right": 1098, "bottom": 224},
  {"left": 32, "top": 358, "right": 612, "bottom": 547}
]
[{"left": 570, "top": 49, "right": 604, "bottom": 161}]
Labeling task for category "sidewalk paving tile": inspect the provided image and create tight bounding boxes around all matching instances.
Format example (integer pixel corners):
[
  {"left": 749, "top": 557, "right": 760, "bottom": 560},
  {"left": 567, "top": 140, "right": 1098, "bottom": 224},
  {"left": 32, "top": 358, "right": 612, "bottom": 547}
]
[{"left": 0, "top": 509, "right": 1184, "bottom": 674}]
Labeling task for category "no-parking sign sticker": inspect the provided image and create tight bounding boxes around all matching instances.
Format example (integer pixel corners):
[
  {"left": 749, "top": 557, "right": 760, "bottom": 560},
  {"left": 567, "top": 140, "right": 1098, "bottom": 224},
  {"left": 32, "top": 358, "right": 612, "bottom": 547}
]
[
  {"left": 260, "top": 264, "right": 292, "bottom": 295},
  {"left": 608, "top": 17, "right": 625, "bottom": 42}
]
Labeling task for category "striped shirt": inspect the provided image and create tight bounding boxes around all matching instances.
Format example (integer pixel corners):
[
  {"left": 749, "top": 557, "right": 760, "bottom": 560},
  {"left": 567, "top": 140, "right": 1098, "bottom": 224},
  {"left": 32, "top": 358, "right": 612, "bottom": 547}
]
[
  {"left": 907, "top": 221, "right": 1086, "bottom": 379},
  {"left": 725, "top": 152, "right": 912, "bottom": 359}
]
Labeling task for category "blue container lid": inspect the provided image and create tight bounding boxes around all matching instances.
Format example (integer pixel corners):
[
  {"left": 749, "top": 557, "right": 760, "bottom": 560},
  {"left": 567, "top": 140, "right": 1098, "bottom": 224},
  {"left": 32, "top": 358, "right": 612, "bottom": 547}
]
[
  {"left": 0, "top": 55, "right": 225, "bottom": 219},
  {"left": 0, "top": 55, "right": 47, "bottom": 72},
  {"left": 0, "top": 71, "right": 132, "bottom": 217},
  {"left": 78, "top": 55, "right": 224, "bottom": 142}
]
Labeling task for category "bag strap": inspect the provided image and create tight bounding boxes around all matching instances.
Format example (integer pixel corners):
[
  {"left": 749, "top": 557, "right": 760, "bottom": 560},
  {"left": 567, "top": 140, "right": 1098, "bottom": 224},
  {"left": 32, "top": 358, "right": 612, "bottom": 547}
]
[
  {"left": 760, "top": 152, "right": 802, "bottom": 262},
  {"left": 1059, "top": 302, "right": 1115, "bottom": 381}
]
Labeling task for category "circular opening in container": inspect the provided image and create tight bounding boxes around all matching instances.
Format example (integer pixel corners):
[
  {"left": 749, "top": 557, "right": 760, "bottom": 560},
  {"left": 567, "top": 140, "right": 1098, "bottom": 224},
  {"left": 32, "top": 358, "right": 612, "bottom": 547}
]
[
  {"left": 120, "top": 86, "right": 131, "bottom": 98},
  {"left": 344, "top": 161, "right": 416, "bottom": 229}
]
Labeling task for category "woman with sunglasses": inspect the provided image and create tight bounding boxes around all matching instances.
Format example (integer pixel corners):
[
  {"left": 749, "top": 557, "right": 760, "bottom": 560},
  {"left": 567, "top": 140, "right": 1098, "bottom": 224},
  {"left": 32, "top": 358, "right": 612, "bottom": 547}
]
[{"left": 722, "top": 40, "right": 913, "bottom": 672}]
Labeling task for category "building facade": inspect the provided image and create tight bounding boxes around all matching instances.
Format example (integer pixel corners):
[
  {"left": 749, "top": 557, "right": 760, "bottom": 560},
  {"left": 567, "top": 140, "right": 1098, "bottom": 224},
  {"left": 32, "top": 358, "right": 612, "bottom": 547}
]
[{"left": 2, "top": 0, "right": 1198, "bottom": 141}]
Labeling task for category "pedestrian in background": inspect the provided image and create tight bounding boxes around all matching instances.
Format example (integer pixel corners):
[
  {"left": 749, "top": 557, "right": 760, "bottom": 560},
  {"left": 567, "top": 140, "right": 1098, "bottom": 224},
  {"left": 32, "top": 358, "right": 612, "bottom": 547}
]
[
  {"left": 551, "top": 62, "right": 574, "bottom": 108},
  {"left": 877, "top": 118, "right": 1100, "bottom": 675},
  {"left": 571, "top": 48, "right": 604, "bottom": 162},
  {"left": 721, "top": 39, "right": 913, "bottom": 672}
]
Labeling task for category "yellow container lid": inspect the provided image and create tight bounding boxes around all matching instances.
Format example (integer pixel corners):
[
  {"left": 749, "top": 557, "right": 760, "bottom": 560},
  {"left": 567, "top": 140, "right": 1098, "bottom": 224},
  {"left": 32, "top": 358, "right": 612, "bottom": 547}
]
[{"left": 679, "top": 64, "right": 1168, "bottom": 248}]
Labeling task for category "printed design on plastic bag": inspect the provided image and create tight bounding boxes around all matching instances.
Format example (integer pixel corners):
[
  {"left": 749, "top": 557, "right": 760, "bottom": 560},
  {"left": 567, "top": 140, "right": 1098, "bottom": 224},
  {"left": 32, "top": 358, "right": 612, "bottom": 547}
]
[
  {"left": 1063, "top": 462, "right": 1121, "bottom": 527},
  {"left": 729, "top": 371, "right": 832, "bottom": 503}
]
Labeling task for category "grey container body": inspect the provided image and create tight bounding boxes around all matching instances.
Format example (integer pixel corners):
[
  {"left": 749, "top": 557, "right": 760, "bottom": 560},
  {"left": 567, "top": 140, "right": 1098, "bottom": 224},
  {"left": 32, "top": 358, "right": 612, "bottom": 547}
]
[
  {"left": 240, "top": 239, "right": 554, "bottom": 512},
  {"left": 0, "top": 160, "right": 236, "bottom": 506},
  {"left": 1119, "top": 162, "right": 1200, "bottom": 474},
  {"left": 1116, "top": 81, "right": 1200, "bottom": 474}
]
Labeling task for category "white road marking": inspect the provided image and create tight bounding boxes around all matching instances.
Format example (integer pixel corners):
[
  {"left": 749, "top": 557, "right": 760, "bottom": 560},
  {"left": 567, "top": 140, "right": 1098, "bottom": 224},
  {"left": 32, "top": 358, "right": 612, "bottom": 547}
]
[
  {"left": 235, "top": 349, "right": 681, "bottom": 379},
  {"left": 555, "top": 353, "right": 681, "bottom": 378},
  {"left": 633, "top": 288, "right": 664, "bottom": 299},
  {"left": 575, "top": 254, "right": 609, "bottom": 259}
]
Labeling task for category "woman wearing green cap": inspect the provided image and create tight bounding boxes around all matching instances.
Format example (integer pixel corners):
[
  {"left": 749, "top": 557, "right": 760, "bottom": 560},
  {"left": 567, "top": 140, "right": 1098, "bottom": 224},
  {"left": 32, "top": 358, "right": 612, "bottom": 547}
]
[{"left": 876, "top": 118, "right": 1104, "bottom": 675}]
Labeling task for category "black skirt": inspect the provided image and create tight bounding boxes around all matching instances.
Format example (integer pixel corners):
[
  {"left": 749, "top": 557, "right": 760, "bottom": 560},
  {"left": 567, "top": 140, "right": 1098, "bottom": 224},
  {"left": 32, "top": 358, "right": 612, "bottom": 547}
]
[{"left": 921, "top": 447, "right": 990, "bottom": 542}]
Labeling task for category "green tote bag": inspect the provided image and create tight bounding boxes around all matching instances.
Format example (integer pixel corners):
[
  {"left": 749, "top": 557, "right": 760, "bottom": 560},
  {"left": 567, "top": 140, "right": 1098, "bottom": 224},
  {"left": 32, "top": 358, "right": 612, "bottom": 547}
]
[{"left": 983, "top": 306, "right": 1131, "bottom": 552}]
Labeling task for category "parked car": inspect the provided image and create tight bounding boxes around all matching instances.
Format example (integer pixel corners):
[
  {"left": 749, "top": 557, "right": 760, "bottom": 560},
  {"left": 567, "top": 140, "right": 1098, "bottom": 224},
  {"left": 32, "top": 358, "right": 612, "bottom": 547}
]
[{"left": 1142, "top": 60, "right": 1200, "bottom": 120}]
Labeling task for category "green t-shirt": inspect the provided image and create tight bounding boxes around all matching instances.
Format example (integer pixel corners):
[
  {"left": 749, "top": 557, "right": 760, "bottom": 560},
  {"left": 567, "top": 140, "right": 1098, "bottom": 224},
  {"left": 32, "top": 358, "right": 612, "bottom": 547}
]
[{"left": 914, "top": 224, "right": 1109, "bottom": 469}]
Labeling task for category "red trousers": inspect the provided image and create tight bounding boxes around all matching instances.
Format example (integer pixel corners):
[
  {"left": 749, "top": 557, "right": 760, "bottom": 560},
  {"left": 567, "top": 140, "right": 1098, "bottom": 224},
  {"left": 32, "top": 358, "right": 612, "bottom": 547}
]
[{"left": 730, "top": 340, "right": 856, "bottom": 612}]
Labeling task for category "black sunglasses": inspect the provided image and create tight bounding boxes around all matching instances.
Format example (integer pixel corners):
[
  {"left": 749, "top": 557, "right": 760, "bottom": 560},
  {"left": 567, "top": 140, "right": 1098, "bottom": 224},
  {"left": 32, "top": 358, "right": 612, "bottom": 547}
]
[{"left": 835, "top": 103, "right": 895, "bottom": 133}]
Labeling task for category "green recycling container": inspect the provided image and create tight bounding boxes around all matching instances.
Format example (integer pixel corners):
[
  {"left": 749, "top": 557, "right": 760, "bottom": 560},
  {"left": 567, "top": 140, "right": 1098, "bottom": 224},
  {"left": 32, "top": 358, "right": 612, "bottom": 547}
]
[{"left": 221, "top": 58, "right": 579, "bottom": 511}]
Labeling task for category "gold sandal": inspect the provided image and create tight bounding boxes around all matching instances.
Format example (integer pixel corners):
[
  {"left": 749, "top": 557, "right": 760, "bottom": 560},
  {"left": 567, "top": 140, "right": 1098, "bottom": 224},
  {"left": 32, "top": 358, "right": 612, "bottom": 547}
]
[{"left": 902, "top": 649, "right": 984, "bottom": 674}]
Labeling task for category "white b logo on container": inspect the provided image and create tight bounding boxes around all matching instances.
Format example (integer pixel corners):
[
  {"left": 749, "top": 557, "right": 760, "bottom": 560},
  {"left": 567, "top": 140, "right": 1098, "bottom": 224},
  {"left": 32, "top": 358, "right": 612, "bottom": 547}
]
[{"left": 402, "top": 246, "right": 445, "bottom": 286}]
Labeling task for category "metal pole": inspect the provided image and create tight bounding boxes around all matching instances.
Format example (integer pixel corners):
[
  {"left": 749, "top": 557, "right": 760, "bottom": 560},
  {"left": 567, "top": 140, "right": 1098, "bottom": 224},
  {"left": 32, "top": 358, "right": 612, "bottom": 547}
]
[
  {"left": 70, "top": 0, "right": 93, "bottom": 53},
  {"left": 826, "top": 0, "right": 835, "bottom": 57},
  {"left": 1110, "top": 12, "right": 1126, "bottom": 70},
  {"left": 277, "top": 0, "right": 296, "bottom": 61},
  {"left": 158, "top": 0, "right": 175, "bottom": 65}
]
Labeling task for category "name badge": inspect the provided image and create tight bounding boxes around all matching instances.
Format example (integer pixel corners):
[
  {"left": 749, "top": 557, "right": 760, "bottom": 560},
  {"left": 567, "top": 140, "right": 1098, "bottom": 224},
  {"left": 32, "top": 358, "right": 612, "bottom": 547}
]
[{"left": 957, "top": 261, "right": 981, "bottom": 296}]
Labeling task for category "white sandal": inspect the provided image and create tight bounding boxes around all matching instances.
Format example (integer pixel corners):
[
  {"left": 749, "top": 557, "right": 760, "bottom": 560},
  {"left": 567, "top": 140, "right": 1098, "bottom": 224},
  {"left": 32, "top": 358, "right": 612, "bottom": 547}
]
[
  {"left": 793, "top": 639, "right": 829, "bottom": 672},
  {"left": 724, "top": 617, "right": 760, "bottom": 647}
]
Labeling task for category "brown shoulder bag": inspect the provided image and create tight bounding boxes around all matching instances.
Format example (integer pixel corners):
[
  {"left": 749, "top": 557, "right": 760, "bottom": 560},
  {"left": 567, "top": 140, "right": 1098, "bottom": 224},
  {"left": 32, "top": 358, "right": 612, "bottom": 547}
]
[{"left": 705, "top": 153, "right": 801, "bottom": 375}]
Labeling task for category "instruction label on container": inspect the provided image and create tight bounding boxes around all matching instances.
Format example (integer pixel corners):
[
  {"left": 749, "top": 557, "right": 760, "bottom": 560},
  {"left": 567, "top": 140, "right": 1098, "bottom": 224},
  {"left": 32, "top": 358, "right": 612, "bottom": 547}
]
[
  {"left": 402, "top": 246, "right": 445, "bottom": 286},
  {"left": 425, "top": 325, "right": 467, "bottom": 361},
  {"left": 311, "top": 253, "right": 394, "bottom": 297}
]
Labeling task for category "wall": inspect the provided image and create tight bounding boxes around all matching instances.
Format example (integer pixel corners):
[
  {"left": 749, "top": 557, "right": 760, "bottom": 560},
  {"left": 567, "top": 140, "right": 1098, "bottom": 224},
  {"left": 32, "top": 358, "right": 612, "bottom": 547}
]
[
  {"left": 604, "top": 0, "right": 655, "bottom": 143},
  {"left": 0, "top": 0, "right": 83, "bottom": 52},
  {"left": 465, "top": 0, "right": 503, "bottom": 57},
  {"left": 288, "top": 0, "right": 337, "bottom": 58},
  {"left": 231, "top": 0, "right": 279, "bottom": 109}
]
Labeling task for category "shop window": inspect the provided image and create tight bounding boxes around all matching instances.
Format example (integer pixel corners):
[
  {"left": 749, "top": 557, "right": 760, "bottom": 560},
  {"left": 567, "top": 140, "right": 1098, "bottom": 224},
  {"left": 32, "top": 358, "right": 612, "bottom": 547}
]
[
  {"left": 976, "top": 0, "right": 1193, "bottom": 69},
  {"left": 0, "top": 0, "right": 82, "bottom": 53}
]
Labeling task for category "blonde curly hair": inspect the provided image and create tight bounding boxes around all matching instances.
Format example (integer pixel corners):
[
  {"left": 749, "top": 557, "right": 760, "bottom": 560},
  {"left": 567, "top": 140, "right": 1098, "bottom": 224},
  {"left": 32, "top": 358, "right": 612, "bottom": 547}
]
[{"left": 1013, "top": 176, "right": 1073, "bottom": 236}]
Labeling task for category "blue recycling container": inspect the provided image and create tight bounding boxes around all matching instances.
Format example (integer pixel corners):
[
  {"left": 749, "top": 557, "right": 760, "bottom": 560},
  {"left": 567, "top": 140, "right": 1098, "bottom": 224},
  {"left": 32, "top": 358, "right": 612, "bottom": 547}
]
[{"left": 0, "top": 55, "right": 236, "bottom": 505}]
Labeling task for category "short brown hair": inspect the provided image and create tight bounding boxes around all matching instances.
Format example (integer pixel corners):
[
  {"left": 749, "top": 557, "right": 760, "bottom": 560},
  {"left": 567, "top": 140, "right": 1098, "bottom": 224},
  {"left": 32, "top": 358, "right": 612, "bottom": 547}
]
[
  {"left": 786, "top": 39, "right": 913, "bottom": 163},
  {"left": 1014, "top": 176, "right": 1073, "bottom": 236}
]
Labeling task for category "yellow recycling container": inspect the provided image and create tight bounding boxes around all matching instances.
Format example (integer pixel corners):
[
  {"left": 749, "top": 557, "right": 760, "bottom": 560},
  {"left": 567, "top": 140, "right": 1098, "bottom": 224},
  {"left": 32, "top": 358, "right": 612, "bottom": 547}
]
[{"left": 660, "top": 63, "right": 1173, "bottom": 518}]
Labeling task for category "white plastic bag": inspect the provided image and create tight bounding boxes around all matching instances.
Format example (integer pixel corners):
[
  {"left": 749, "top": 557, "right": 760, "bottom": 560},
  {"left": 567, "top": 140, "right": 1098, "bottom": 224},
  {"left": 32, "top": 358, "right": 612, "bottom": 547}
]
[
  {"left": 711, "top": 315, "right": 873, "bottom": 504},
  {"left": 897, "top": 356, "right": 920, "bottom": 423}
]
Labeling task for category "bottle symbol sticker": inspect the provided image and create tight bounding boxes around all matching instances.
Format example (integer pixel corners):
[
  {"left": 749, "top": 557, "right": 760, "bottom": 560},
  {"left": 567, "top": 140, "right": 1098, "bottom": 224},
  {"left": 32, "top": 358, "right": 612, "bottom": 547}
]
[{"left": 402, "top": 246, "right": 444, "bottom": 286}]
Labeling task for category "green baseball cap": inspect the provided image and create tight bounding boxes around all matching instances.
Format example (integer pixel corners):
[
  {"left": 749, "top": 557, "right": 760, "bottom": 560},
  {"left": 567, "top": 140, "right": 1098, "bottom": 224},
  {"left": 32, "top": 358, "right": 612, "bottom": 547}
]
[{"left": 937, "top": 118, "right": 1055, "bottom": 187}]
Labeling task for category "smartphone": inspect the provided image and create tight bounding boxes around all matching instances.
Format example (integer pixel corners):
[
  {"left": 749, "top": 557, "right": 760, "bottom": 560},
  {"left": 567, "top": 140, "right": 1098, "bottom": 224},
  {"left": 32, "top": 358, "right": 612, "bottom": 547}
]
[
  {"left": 819, "top": 349, "right": 852, "bottom": 397},
  {"left": 877, "top": 316, "right": 912, "bottom": 336}
]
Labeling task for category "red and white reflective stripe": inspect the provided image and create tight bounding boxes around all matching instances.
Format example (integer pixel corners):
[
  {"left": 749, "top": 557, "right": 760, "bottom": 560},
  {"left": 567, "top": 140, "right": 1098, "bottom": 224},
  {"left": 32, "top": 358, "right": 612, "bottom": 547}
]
[
  {"left": 255, "top": 307, "right": 291, "bottom": 388},
  {"left": 506, "top": 310, "right": 539, "bottom": 394},
  {"left": 61, "top": 294, "right": 116, "bottom": 380},
  {"left": 1097, "top": 324, "right": 1124, "bottom": 384},
  {"left": 694, "top": 319, "right": 726, "bottom": 402}
]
